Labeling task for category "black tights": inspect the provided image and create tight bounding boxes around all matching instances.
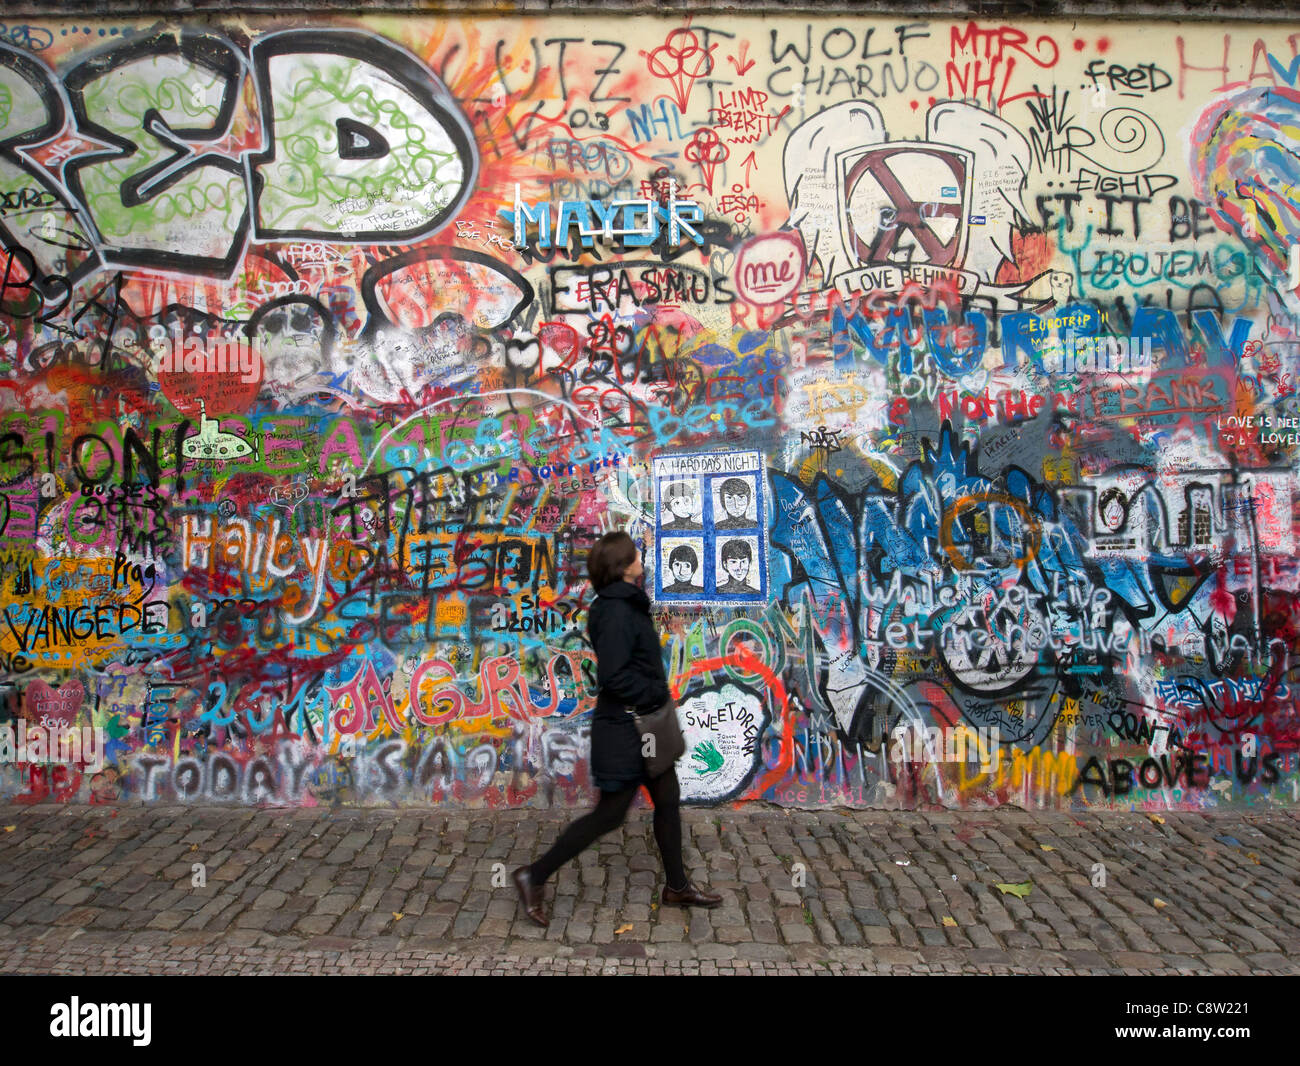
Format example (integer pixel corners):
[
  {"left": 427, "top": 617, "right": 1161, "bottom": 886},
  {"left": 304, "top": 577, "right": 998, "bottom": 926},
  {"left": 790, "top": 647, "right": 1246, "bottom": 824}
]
[{"left": 528, "top": 771, "right": 686, "bottom": 889}]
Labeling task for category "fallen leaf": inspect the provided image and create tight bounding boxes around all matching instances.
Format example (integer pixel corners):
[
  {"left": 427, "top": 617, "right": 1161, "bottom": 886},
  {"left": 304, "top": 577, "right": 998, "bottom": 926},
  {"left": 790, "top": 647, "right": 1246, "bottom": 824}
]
[
  {"left": 1153, "top": 898, "right": 1167, "bottom": 909},
  {"left": 1039, "top": 844, "right": 1055, "bottom": 851},
  {"left": 1247, "top": 852, "right": 1261, "bottom": 864},
  {"left": 392, "top": 912, "right": 404, "bottom": 921},
  {"left": 995, "top": 881, "right": 1032, "bottom": 899},
  {"left": 942, "top": 916, "right": 957, "bottom": 927},
  {"left": 1149, "top": 814, "right": 1166, "bottom": 825},
  {"left": 190, "top": 844, "right": 198, "bottom": 851},
  {"left": 614, "top": 923, "right": 633, "bottom": 935}
]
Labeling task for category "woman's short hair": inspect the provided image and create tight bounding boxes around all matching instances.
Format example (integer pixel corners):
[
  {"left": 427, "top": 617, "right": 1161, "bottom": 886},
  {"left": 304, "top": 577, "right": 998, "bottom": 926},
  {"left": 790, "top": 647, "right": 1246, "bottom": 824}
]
[{"left": 588, "top": 531, "right": 638, "bottom": 590}]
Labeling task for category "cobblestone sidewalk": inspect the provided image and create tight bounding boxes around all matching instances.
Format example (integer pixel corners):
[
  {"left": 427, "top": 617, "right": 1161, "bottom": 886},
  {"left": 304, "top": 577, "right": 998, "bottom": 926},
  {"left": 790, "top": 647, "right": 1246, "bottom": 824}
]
[{"left": 1, "top": 804, "right": 1297, "bottom": 975}]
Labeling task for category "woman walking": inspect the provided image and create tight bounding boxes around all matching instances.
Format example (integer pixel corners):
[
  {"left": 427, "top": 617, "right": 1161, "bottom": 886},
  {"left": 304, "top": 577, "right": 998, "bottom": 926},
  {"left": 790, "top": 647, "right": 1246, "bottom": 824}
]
[{"left": 513, "top": 531, "right": 721, "bottom": 926}]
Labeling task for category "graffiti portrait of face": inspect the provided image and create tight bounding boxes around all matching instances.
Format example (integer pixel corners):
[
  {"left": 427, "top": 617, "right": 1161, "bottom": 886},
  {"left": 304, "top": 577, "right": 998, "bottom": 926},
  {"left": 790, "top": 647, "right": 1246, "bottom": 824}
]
[
  {"left": 663, "top": 481, "right": 702, "bottom": 528},
  {"left": 252, "top": 299, "right": 334, "bottom": 393},
  {"left": 723, "top": 489, "right": 748, "bottom": 518},
  {"left": 662, "top": 539, "right": 703, "bottom": 593},
  {"left": 1099, "top": 492, "right": 1127, "bottom": 532},
  {"left": 669, "top": 493, "right": 696, "bottom": 520},
  {"left": 715, "top": 477, "right": 756, "bottom": 529},
  {"left": 724, "top": 554, "right": 750, "bottom": 583}
]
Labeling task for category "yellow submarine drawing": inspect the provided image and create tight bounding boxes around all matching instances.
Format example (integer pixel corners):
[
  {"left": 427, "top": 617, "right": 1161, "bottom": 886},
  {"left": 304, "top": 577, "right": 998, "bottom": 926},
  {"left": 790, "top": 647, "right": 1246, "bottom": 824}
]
[{"left": 181, "top": 401, "right": 259, "bottom": 462}]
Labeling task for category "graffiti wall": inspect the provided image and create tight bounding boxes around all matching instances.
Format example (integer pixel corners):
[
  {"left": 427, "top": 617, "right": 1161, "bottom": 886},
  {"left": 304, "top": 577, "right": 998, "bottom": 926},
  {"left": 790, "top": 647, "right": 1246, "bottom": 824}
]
[{"left": 2, "top": 13, "right": 1299, "bottom": 810}]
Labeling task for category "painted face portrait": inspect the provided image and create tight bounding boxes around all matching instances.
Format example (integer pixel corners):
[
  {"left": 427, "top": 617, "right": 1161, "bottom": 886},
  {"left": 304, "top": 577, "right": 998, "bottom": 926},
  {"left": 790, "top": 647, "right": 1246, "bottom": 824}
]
[
  {"left": 256, "top": 302, "right": 330, "bottom": 380},
  {"left": 662, "top": 543, "right": 701, "bottom": 592},
  {"left": 724, "top": 554, "right": 750, "bottom": 583},
  {"left": 669, "top": 493, "right": 696, "bottom": 519},
  {"left": 723, "top": 490, "right": 748, "bottom": 518},
  {"left": 716, "top": 536, "right": 757, "bottom": 594},
  {"left": 715, "top": 478, "right": 755, "bottom": 528},
  {"left": 663, "top": 481, "right": 702, "bottom": 529}
]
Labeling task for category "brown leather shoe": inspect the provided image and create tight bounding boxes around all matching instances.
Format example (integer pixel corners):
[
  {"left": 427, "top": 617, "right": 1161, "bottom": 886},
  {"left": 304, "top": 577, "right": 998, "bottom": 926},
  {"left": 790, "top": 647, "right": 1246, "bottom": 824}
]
[
  {"left": 513, "top": 866, "right": 549, "bottom": 927},
  {"left": 662, "top": 882, "right": 722, "bottom": 907}
]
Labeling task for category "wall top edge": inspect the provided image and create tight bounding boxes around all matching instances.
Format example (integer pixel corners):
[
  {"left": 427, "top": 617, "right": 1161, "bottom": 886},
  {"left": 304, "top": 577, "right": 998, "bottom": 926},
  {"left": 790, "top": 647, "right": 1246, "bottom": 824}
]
[{"left": 4, "top": 1, "right": 1300, "bottom": 22}]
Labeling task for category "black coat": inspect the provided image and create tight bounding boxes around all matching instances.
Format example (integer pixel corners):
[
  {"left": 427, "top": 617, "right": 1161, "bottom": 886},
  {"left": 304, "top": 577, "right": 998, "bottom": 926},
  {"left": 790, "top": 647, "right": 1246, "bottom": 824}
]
[{"left": 587, "top": 581, "right": 670, "bottom": 791}]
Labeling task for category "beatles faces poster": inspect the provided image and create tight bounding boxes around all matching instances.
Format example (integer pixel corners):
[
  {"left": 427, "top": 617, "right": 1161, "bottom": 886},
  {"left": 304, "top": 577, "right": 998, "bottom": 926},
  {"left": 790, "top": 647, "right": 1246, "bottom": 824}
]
[{"left": 652, "top": 451, "right": 768, "bottom": 605}]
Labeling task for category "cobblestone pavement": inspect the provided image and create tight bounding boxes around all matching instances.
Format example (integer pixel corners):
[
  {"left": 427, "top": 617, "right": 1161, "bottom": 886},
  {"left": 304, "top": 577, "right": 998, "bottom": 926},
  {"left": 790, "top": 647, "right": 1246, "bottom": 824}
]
[{"left": 1, "top": 804, "right": 1297, "bottom": 975}]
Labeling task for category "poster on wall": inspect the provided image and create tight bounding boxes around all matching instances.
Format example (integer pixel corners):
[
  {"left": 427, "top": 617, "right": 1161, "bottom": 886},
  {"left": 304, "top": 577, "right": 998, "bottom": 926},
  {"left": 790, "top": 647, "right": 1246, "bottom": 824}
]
[{"left": 652, "top": 451, "right": 768, "bottom": 605}]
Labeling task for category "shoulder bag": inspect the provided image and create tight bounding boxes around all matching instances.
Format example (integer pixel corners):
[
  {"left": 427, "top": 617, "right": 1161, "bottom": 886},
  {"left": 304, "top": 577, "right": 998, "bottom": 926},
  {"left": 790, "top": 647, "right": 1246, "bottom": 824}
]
[{"left": 626, "top": 697, "right": 685, "bottom": 778}]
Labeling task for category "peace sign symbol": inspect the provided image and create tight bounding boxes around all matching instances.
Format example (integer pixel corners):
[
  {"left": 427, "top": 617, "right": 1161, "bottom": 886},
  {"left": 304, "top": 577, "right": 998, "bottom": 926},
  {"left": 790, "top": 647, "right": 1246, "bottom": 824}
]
[{"left": 844, "top": 146, "right": 967, "bottom": 267}]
